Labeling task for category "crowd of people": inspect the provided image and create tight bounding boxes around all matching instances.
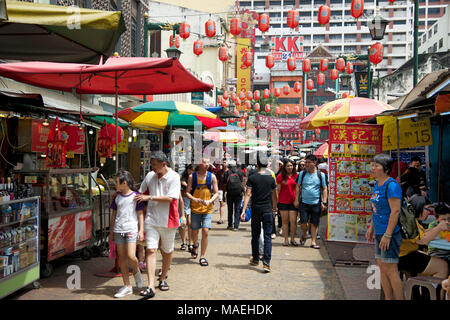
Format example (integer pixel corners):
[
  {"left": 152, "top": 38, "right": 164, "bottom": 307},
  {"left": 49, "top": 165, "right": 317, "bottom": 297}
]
[{"left": 107, "top": 150, "right": 449, "bottom": 300}]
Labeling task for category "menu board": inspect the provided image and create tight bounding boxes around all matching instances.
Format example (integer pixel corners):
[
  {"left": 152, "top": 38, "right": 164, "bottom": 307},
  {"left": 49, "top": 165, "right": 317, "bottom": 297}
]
[{"left": 326, "top": 124, "right": 383, "bottom": 244}]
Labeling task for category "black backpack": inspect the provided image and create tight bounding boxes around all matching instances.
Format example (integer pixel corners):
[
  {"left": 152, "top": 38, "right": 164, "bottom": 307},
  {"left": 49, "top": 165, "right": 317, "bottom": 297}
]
[
  {"left": 385, "top": 180, "right": 419, "bottom": 240},
  {"left": 227, "top": 171, "right": 243, "bottom": 196}
]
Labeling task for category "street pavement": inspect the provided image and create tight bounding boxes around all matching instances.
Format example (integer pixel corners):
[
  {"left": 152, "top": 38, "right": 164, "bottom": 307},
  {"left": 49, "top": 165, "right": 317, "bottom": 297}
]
[{"left": 6, "top": 202, "right": 380, "bottom": 300}]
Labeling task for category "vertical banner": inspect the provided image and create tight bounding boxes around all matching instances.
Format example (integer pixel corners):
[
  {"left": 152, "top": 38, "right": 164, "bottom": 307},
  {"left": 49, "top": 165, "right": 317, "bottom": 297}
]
[
  {"left": 354, "top": 71, "right": 370, "bottom": 98},
  {"left": 236, "top": 38, "right": 251, "bottom": 95},
  {"left": 326, "top": 123, "right": 383, "bottom": 244}
]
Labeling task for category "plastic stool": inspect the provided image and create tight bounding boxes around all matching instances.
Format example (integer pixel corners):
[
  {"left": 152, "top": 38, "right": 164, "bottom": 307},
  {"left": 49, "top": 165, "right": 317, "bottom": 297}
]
[{"left": 404, "top": 276, "right": 445, "bottom": 300}]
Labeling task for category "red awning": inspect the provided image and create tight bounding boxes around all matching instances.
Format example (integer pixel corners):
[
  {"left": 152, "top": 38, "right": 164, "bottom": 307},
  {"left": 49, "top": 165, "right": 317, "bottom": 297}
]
[{"left": 0, "top": 57, "right": 213, "bottom": 95}]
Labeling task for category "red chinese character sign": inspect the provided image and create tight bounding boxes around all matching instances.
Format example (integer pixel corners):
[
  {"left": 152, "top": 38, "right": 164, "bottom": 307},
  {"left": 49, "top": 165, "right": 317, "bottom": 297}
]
[
  {"left": 326, "top": 123, "right": 383, "bottom": 244},
  {"left": 46, "top": 117, "right": 66, "bottom": 168}
]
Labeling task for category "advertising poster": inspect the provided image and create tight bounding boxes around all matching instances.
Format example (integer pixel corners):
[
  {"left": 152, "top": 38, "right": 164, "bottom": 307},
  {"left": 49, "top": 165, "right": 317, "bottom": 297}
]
[
  {"left": 236, "top": 38, "right": 251, "bottom": 97},
  {"left": 75, "top": 210, "right": 92, "bottom": 251},
  {"left": 48, "top": 214, "right": 75, "bottom": 261},
  {"left": 326, "top": 123, "right": 383, "bottom": 244}
]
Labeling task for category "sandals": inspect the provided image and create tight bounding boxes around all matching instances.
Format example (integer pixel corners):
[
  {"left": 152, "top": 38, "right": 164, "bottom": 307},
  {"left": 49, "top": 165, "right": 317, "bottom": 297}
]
[
  {"left": 290, "top": 241, "right": 299, "bottom": 247},
  {"left": 158, "top": 280, "right": 169, "bottom": 291},
  {"left": 139, "top": 287, "right": 155, "bottom": 299},
  {"left": 191, "top": 243, "right": 199, "bottom": 259},
  {"left": 180, "top": 243, "right": 187, "bottom": 251},
  {"left": 199, "top": 257, "right": 209, "bottom": 267},
  {"left": 299, "top": 236, "right": 307, "bottom": 246},
  {"left": 217, "top": 220, "right": 224, "bottom": 224},
  {"left": 282, "top": 242, "right": 289, "bottom": 247},
  {"left": 310, "top": 244, "right": 321, "bottom": 249},
  {"left": 188, "top": 244, "right": 193, "bottom": 253}
]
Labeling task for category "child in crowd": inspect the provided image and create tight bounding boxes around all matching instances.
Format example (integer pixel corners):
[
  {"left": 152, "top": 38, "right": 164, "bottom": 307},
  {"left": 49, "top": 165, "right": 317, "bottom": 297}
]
[
  {"left": 109, "top": 171, "right": 146, "bottom": 298},
  {"left": 427, "top": 203, "right": 450, "bottom": 259}
]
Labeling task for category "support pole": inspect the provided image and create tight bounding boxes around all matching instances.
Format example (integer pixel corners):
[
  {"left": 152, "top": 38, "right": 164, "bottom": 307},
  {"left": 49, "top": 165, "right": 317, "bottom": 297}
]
[
  {"left": 413, "top": 0, "right": 419, "bottom": 87},
  {"left": 115, "top": 73, "right": 119, "bottom": 174}
]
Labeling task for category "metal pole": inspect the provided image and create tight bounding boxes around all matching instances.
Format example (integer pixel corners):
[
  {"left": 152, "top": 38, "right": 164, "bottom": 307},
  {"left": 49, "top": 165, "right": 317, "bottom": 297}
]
[
  {"left": 115, "top": 73, "right": 119, "bottom": 174},
  {"left": 367, "top": 49, "right": 372, "bottom": 99},
  {"left": 413, "top": 0, "right": 419, "bottom": 87},
  {"left": 143, "top": 14, "right": 148, "bottom": 103},
  {"left": 377, "top": 70, "right": 380, "bottom": 100},
  {"left": 396, "top": 118, "right": 401, "bottom": 179}
]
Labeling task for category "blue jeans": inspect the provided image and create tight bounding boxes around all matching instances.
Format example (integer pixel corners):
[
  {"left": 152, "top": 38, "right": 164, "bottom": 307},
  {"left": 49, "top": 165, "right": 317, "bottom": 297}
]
[
  {"left": 227, "top": 195, "right": 242, "bottom": 229},
  {"left": 251, "top": 208, "right": 273, "bottom": 266}
]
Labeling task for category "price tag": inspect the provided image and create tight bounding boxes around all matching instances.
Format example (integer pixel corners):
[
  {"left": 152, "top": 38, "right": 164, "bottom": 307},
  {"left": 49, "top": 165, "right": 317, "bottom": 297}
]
[
  {"left": 51, "top": 177, "right": 57, "bottom": 185},
  {"left": 67, "top": 176, "right": 72, "bottom": 184},
  {"left": 24, "top": 176, "right": 37, "bottom": 184},
  {"left": 74, "top": 176, "right": 79, "bottom": 184},
  {"left": 66, "top": 151, "right": 75, "bottom": 159},
  {"left": 61, "top": 177, "right": 67, "bottom": 185}
]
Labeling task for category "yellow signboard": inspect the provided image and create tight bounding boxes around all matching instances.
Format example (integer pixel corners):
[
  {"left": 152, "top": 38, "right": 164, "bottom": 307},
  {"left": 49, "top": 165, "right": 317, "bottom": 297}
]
[
  {"left": 236, "top": 38, "right": 251, "bottom": 95},
  {"left": 376, "top": 116, "right": 433, "bottom": 151},
  {"left": 113, "top": 130, "right": 128, "bottom": 153}
]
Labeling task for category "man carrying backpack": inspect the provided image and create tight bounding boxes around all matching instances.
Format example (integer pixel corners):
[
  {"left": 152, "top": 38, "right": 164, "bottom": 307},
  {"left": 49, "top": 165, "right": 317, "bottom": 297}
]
[
  {"left": 223, "top": 160, "right": 245, "bottom": 231},
  {"left": 294, "top": 154, "right": 328, "bottom": 249}
]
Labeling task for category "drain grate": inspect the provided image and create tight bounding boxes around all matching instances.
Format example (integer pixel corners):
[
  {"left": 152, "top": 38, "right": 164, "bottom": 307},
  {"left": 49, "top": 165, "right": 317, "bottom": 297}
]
[{"left": 334, "top": 259, "right": 370, "bottom": 268}]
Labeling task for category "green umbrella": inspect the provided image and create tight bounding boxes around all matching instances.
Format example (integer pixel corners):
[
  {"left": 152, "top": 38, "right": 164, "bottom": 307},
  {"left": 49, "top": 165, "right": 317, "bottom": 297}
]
[{"left": 89, "top": 115, "right": 128, "bottom": 128}]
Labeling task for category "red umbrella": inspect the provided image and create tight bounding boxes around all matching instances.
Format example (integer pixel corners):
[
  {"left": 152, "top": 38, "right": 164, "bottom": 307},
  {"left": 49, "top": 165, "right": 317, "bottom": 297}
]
[{"left": 313, "top": 142, "right": 328, "bottom": 158}]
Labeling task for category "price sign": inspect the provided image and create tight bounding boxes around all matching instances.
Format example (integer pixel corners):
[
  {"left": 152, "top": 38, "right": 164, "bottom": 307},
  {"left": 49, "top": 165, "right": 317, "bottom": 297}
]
[
  {"left": 377, "top": 116, "right": 433, "bottom": 151},
  {"left": 24, "top": 176, "right": 37, "bottom": 184}
]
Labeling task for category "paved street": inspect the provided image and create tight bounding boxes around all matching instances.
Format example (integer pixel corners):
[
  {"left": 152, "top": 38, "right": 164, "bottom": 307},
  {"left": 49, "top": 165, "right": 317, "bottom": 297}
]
[{"left": 6, "top": 203, "right": 380, "bottom": 300}]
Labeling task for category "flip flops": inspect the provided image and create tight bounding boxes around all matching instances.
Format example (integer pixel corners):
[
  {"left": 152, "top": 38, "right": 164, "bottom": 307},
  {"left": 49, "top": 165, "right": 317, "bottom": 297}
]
[
  {"left": 310, "top": 244, "right": 320, "bottom": 249},
  {"left": 199, "top": 257, "right": 209, "bottom": 267},
  {"left": 191, "top": 243, "right": 199, "bottom": 259},
  {"left": 158, "top": 280, "right": 169, "bottom": 291},
  {"left": 139, "top": 287, "right": 155, "bottom": 299}
]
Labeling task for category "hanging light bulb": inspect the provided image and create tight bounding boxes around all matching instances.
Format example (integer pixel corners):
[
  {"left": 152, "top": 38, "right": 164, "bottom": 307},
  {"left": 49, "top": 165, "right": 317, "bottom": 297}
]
[
  {"left": 88, "top": 128, "right": 94, "bottom": 135},
  {"left": 128, "top": 136, "right": 132, "bottom": 143},
  {"left": 113, "top": 155, "right": 116, "bottom": 161},
  {"left": 42, "top": 118, "right": 49, "bottom": 126},
  {"left": 132, "top": 129, "right": 137, "bottom": 137}
]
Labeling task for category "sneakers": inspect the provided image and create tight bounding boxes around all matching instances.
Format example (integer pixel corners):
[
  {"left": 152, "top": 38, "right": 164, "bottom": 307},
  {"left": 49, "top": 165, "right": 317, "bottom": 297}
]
[
  {"left": 263, "top": 264, "right": 271, "bottom": 273},
  {"left": 227, "top": 226, "right": 234, "bottom": 230},
  {"left": 249, "top": 257, "right": 259, "bottom": 266},
  {"left": 134, "top": 270, "right": 144, "bottom": 288},
  {"left": 114, "top": 286, "right": 133, "bottom": 298},
  {"left": 271, "top": 233, "right": 276, "bottom": 239}
]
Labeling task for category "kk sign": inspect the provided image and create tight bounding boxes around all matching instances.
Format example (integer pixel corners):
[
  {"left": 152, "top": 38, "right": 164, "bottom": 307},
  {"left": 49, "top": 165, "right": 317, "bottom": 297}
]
[{"left": 271, "top": 36, "right": 304, "bottom": 61}]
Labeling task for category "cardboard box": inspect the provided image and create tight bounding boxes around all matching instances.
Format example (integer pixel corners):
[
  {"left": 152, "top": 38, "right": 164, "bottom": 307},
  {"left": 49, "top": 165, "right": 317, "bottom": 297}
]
[{"left": 19, "top": 254, "right": 28, "bottom": 269}]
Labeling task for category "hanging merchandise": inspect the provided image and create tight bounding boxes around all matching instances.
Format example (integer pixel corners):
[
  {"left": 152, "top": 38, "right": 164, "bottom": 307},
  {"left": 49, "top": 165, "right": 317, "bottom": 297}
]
[
  {"left": 294, "top": 81, "right": 302, "bottom": 93},
  {"left": 223, "top": 91, "right": 229, "bottom": 100},
  {"left": 273, "top": 87, "right": 281, "bottom": 97},
  {"left": 258, "top": 13, "right": 270, "bottom": 33},
  {"left": 320, "top": 58, "right": 329, "bottom": 72},
  {"left": 265, "top": 104, "right": 271, "bottom": 113},
  {"left": 369, "top": 42, "right": 384, "bottom": 65},
  {"left": 218, "top": 96, "right": 223, "bottom": 106},
  {"left": 265, "top": 54, "right": 275, "bottom": 69},
  {"left": 287, "top": 57, "right": 296, "bottom": 71},
  {"left": 179, "top": 21, "right": 191, "bottom": 40},
  {"left": 239, "top": 91, "right": 246, "bottom": 101},
  {"left": 306, "top": 79, "right": 314, "bottom": 90},
  {"left": 218, "top": 46, "right": 228, "bottom": 62},
  {"left": 318, "top": 5, "right": 331, "bottom": 25},
  {"left": 263, "top": 88, "right": 270, "bottom": 99},
  {"left": 351, "top": 0, "right": 364, "bottom": 19},
  {"left": 246, "top": 90, "right": 253, "bottom": 100},
  {"left": 330, "top": 68, "right": 339, "bottom": 81},
  {"left": 230, "top": 17, "right": 242, "bottom": 37},
  {"left": 242, "top": 51, "right": 253, "bottom": 67},
  {"left": 345, "top": 61, "right": 354, "bottom": 74},
  {"left": 302, "top": 58, "right": 311, "bottom": 73},
  {"left": 254, "top": 103, "right": 260, "bottom": 112},
  {"left": 254, "top": 90, "right": 261, "bottom": 100},
  {"left": 46, "top": 117, "right": 66, "bottom": 168},
  {"left": 336, "top": 58, "right": 346, "bottom": 71},
  {"left": 205, "top": 19, "right": 216, "bottom": 38},
  {"left": 283, "top": 85, "right": 290, "bottom": 95},
  {"left": 193, "top": 40, "right": 203, "bottom": 56},
  {"left": 317, "top": 73, "right": 325, "bottom": 86},
  {"left": 315, "top": 128, "right": 321, "bottom": 137},
  {"left": 169, "top": 34, "right": 180, "bottom": 48},
  {"left": 275, "top": 106, "right": 281, "bottom": 115},
  {"left": 286, "top": 10, "right": 299, "bottom": 29},
  {"left": 97, "top": 120, "right": 123, "bottom": 159}
]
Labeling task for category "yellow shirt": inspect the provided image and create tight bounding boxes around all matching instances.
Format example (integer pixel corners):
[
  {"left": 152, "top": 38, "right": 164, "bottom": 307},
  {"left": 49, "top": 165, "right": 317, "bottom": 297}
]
[
  {"left": 399, "top": 220, "right": 425, "bottom": 257},
  {"left": 191, "top": 174, "right": 213, "bottom": 215}
]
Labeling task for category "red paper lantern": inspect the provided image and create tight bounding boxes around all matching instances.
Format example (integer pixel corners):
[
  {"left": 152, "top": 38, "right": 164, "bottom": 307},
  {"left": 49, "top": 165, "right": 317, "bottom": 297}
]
[
  {"left": 287, "top": 57, "right": 296, "bottom": 71},
  {"left": 293, "top": 81, "right": 302, "bottom": 93},
  {"left": 345, "top": 62, "right": 354, "bottom": 74},
  {"left": 193, "top": 40, "right": 203, "bottom": 56},
  {"left": 369, "top": 42, "right": 384, "bottom": 65},
  {"left": 315, "top": 128, "right": 321, "bottom": 136},
  {"left": 304, "top": 106, "right": 309, "bottom": 114},
  {"left": 263, "top": 89, "right": 270, "bottom": 99},
  {"left": 317, "top": 73, "right": 325, "bottom": 86},
  {"left": 284, "top": 106, "right": 290, "bottom": 114},
  {"left": 273, "top": 87, "right": 281, "bottom": 97},
  {"left": 302, "top": 58, "right": 311, "bottom": 73},
  {"left": 294, "top": 106, "right": 300, "bottom": 114},
  {"left": 239, "top": 91, "right": 246, "bottom": 101},
  {"left": 286, "top": 10, "right": 299, "bottom": 29},
  {"left": 231, "top": 92, "right": 237, "bottom": 102},
  {"left": 306, "top": 79, "right": 314, "bottom": 90},
  {"left": 245, "top": 100, "right": 252, "bottom": 111},
  {"left": 229, "top": 118, "right": 236, "bottom": 124},
  {"left": 265, "top": 54, "right": 275, "bottom": 69},
  {"left": 275, "top": 106, "right": 281, "bottom": 115},
  {"left": 254, "top": 103, "right": 260, "bottom": 112},
  {"left": 235, "top": 99, "right": 241, "bottom": 107},
  {"left": 283, "top": 85, "right": 290, "bottom": 96},
  {"left": 336, "top": 58, "right": 346, "bottom": 72},
  {"left": 351, "top": 0, "right": 364, "bottom": 19},
  {"left": 318, "top": 5, "right": 331, "bottom": 25},
  {"left": 258, "top": 13, "right": 270, "bottom": 33},
  {"left": 254, "top": 90, "right": 260, "bottom": 101},
  {"left": 240, "top": 118, "right": 246, "bottom": 127},
  {"left": 242, "top": 51, "right": 253, "bottom": 67},
  {"left": 233, "top": 109, "right": 240, "bottom": 116},
  {"left": 223, "top": 99, "right": 230, "bottom": 108},
  {"left": 169, "top": 34, "right": 180, "bottom": 48},
  {"left": 205, "top": 19, "right": 216, "bottom": 38},
  {"left": 320, "top": 58, "right": 329, "bottom": 72},
  {"left": 230, "top": 17, "right": 242, "bottom": 37},
  {"left": 265, "top": 104, "right": 271, "bottom": 113},
  {"left": 223, "top": 91, "right": 229, "bottom": 100},
  {"left": 246, "top": 91, "right": 253, "bottom": 100},
  {"left": 330, "top": 69, "right": 339, "bottom": 81},
  {"left": 342, "top": 92, "right": 349, "bottom": 99},
  {"left": 218, "top": 46, "right": 228, "bottom": 62},
  {"left": 243, "top": 112, "right": 248, "bottom": 119},
  {"left": 179, "top": 22, "right": 191, "bottom": 40},
  {"left": 218, "top": 96, "right": 223, "bottom": 106}
]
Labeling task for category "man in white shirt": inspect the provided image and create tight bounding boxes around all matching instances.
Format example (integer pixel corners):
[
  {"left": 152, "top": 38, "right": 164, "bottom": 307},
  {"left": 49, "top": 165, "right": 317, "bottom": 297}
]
[{"left": 135, "top": 151, "right": 185, "bottom": 299}]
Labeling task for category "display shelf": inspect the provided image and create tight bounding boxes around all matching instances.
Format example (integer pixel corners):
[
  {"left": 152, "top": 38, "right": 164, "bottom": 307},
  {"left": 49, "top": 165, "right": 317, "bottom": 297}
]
[
  {"left": 0, "top": 236, "right": 38, "bottom": 253},
  {"left": 0, "top": 216, "right": 38, "bottom": 229}
]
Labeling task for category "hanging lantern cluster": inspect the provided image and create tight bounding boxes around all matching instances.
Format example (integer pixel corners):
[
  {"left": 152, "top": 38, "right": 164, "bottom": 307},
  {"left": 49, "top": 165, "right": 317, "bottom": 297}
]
[
  {"left": 369, "top": 42, "right": 384, "bottom": 65},
  {"left": 351, "top": 0, "right": 364, "bottom": 20},
  {"left": 318, "top": 5, "right": 331, "bottom": 26}
]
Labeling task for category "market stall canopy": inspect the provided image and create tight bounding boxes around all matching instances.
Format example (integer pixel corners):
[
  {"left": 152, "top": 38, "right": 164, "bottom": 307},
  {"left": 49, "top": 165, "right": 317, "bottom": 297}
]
[
  {"left": 0, "top": 56, "right": 214, "bottom": 95},
  {"left": 203, "top": 106, "right": 237, "bottom": 119},
  {"left": 1, "top": 0, "right": 125, "bottom": 64},
  {"left": 314, "top": 142, "right": 328, "bottom": 158},
  {"left": 300, "top": 97, "right": 395, "bottom": 129},
  {"left": 117, "top": 101, "right": 225, "bottom": 131}
]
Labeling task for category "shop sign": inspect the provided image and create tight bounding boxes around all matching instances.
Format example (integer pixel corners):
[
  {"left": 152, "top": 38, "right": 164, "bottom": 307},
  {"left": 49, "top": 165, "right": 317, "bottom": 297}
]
[
  {"left": 326, "top": 123, "right": 383, "bottom": 244},
  {"left": 237, "top": 38, "right": 252, "bottom": 94},
  {"left": 113, "top": 130, "right": 128, "bottom": 154},
  {"left": 256, "top": 115, "right": 302, "bottom": 132},
  {"left": 32, "top": 120, "right": 85, "bottom": 154},
  {"left": 271, "top": 36, "right": 304, "bottom": 61},
  {"left": 376, "top": 116, "right": 433, "bottom": 151},
  {"left": 354, "top": 71, "right": 372, "bottom": 98},
  {"left": 191, "top": 92, "right": 204, "bottom": 106}
]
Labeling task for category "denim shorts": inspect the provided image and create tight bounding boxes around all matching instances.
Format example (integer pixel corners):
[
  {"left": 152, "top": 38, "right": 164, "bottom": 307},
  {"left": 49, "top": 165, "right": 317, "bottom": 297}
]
[
  {"left": 374, "top": 231, "right": 402, "bottom": 263},
  {"left": 190, "top": 213, "right": 212, "bottom": 230},
  {"left": 114, "top": 231, "right": 137, "bottom": 245},
  {"left": 299, "top": 202, "right": 321, "bottom": 226}
]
